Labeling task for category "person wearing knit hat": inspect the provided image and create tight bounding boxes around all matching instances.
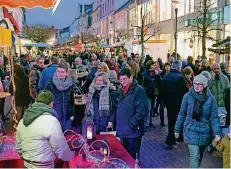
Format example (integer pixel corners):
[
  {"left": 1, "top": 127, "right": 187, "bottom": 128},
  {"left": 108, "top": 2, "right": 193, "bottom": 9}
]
[
  {"left": 175, "top": 72, "right": 221, "bottom": 168},
  {"left": 193, "top": 74, "right": 208, "bottom": 90},
  {"left": 36, "top": 90, "right": 54, "bottom": 105},
  {"left": 16, "top": 90, "right": 74, "bottom": 168}
]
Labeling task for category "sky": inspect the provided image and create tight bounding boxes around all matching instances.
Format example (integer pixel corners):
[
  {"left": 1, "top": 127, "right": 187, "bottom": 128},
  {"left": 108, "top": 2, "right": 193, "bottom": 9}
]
[{"left": 26, "top": 0, "right": 93, "bottom": 29}]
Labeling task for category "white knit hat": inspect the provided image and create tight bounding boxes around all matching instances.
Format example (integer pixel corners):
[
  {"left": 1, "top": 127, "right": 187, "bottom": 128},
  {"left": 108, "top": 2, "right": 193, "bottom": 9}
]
[{"left": 193, "top": 74, "right": 208, "bottom": 88}]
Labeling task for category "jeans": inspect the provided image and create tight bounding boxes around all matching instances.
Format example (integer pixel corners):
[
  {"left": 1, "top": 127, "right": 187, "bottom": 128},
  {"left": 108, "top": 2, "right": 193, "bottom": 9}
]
[
  {"left": 188, "top": 144, "right": 206, "bottom": 168},
  {"left": 145, "top": 97, "right": 155, "bottom": 127},
  {"left": 120, "top": 137, "right": 142, "bottom": 159}
]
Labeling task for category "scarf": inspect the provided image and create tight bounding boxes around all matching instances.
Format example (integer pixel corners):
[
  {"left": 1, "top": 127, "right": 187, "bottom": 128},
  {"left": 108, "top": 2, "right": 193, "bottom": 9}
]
[
  {"left": 191, "top": 88, "right": 208, "bottom": 121},
  {"left": 86, "top": 79, "right": 110, "bottom": 117},
  {"left": 52, "top": 73, "right": 73, "bottom": 91},
  {"left": 23, "top": 102, "right": 58, "bottom": 126}
]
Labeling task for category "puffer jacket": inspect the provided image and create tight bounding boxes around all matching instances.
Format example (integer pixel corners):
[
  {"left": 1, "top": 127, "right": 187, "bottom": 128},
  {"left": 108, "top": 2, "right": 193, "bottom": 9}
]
[
  {"left": 115, "top": 80, "right": 149, "bottom": 138},
  {"left": 45, "top": 80, "right": 75, "bottom": 130},
  {"left": 140, "top": 70, "right": 158, "bottom": 98},
  {"left": 174, "top": 88, "right": 221, "bottom": 146},
  {"left": 16, "top": 113, "right": 74, "bottom": 168},
  {"left": 210, "top": 73, "right": 229, "bottom": 107},
  {"left": 29, "top": 65, "right": 43, "bottom": 99},
  {"left": 38, "top": 64, "right": 57, "bottom": 90}
]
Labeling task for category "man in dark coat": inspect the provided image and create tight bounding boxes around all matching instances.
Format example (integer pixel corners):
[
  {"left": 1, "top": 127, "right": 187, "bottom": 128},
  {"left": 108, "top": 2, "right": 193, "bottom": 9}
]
[
  {"left": 38, "top": 56, "right": 59, "bottom": 90},
  {"left": 45, "top": 62, "right": 75, "bottom": 131},
  {"left": 20, "top": 53, "right": 31, "bottom": 75},
  {"left": 114, "top": 68, "right": 149, "bottom": 159},
  {"left": 162, "top": 60, "right": 188, "bottom": 149},
  {"left": 29, "top": 56, "right": 44, "bottom": 100}
]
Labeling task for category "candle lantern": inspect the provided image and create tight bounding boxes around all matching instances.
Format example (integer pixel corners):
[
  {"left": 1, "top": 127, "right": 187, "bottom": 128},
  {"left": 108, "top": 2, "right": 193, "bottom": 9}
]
[{"left": 82, "top": 111, "right": 96, "bottom": 140}]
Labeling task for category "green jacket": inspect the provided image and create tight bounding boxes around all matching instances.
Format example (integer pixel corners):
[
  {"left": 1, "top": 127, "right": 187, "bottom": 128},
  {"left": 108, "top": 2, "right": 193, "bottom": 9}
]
[
  {"left": 213, "top": 135, "right": 230, "bottom": 168},
  {"left": 210, "top": 73, "right": 229, "bottom": 107}
]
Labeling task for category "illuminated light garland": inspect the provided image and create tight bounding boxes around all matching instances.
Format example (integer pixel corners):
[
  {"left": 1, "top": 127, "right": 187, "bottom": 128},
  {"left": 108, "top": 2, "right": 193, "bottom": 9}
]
[
  {"left": 64, "top": 129, "right": 129, "bottom": 168},
  {"left": 8, "top": 47, "right": 18, "bottom": 136}
]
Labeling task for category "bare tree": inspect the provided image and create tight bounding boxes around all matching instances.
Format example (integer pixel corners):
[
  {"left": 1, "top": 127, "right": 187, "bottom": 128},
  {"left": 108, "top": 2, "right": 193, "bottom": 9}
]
[
  {"left": 131, "top": 4, "right": 162, "bottom": 60},
  {"left": 115, "top": 28, "right": 131, "bottom": 42},
  {"left": 184, "top": 0, "right": 223, "bottom": 58}
]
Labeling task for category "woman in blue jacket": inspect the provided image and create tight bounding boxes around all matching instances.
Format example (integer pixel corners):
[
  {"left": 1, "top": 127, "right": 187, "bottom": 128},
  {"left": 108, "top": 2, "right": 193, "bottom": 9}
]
[{"left": 174, "top": 74, "right": 221, "bottom": 168}]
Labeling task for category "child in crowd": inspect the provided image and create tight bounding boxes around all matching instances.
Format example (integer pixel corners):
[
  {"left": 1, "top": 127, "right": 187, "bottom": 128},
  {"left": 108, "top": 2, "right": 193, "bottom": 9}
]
[{"left": 213, "top": 128, "right": 230, "bottom": 168}]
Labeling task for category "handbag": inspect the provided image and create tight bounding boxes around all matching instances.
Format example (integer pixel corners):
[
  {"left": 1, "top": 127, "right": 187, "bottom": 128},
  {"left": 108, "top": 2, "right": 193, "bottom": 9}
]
[{"left": 72, "top": 83, "right": 87, "bottom": 105}]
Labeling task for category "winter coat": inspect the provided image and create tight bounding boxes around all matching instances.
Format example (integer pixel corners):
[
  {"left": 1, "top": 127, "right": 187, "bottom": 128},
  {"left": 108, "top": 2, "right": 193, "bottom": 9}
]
[
  {"left": 162, "top": 69, "right": 188, "bottom": 108},
  {"left": 9, "top": 73, "right": 30, "bottom": 106},
  {"left": 213, "top": 135, "right": 230, "bottom": 168},
  {"left": 0, "top": 67, "right": 6, "bottom": 82},
  {"left": 45, "top": 79, "right": 75, "bottom": 130},
  {"left": 20, "top": 58, "right": 30, "bottom": 75},
  {"left": 210, "top": 73, "right": 229, "bottom": 107},
  {"left": 222, "top": 70, "right": 230, "bottom": 82},
  {"left": 140, "top": 70, "right": 158, "bottom": 98},
  {"left": 224, "top": 87, "right": 230, "bottom": 126},
  {"left": 115, "top": 80, "right": 149, "bottom": 138},
  {"left": 29, "top": 65, "right": 43, "bottom": 99},
  {"left": 38, "top": 64, "right": 57, "bottom": 90},
  {"left": 187, "top": 63, "right": 197, "bottom": 75},
  {"left": 16, "top": 107, "right": 74, "bottom": 168},
  {"left": 92, "top": 89, "right": 117, "bottom": 133},
  {"left": 174, "top": 88, "right": 221, "bottom": 146}
]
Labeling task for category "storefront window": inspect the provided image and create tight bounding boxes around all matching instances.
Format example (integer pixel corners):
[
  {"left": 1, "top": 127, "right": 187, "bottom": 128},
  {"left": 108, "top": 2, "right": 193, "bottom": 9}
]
[
  {"left": 186, "top": 0, "right": 195, "bottom": 14},
  {"left": 160, "top": 0, "right": 171, "bottom": 21},
  {"left": 225, "top": 24, "right": 231, "bottom": 38},
  {"left": 209, "top": 0, "right": 217, "bottom": 9},
  {"left": 176, "top": 32, "right": 184, "bottom": 58},
  {"left": 178, "top": 0, "right": 185, "bottom": 17},
  {"left": 160, "top": 34, "right": 171, "bottom": 52},
  {"left": 225, "top": 0, "right": 231, "bottom": 5}
]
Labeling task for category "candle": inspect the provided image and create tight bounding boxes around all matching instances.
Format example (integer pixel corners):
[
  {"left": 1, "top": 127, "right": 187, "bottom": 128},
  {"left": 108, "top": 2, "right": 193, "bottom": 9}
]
[
  {"left": 103, "top": 148, "right": 108, "bottom": 155},
  {"left": 86, "top": 126, "right": 93, "bottom": 139}
]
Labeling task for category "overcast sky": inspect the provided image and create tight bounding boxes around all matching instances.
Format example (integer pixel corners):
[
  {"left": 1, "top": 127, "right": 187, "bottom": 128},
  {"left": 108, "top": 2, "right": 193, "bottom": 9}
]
[{"left": 26, "top": 0, "right": 93, "bottom": 29}]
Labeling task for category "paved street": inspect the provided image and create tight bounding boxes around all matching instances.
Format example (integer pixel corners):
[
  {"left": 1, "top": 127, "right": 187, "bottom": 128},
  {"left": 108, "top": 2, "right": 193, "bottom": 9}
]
[
  {"left": 3, "top": 97, "right": 223, "bottom": 168},
  {"left": 139, "top": 115, "right": 223, "bottom": 168}
]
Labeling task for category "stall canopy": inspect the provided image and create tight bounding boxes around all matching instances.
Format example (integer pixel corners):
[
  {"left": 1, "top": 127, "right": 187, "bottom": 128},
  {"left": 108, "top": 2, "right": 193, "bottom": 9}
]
[
  {"left": 23, "top": 42, "right": 52, "bottom": 48},
  {"left": 0, "top": 0, "right": 61, "bottom": 15},
  {"left": 0, "top": 27, "right": 12, "bottom": 46},
  {"left": 73, "top": 43, "right": 82, "bottom": 50},
  {"left": 0, "top": 0, "right": 55, "bottom": 8}
]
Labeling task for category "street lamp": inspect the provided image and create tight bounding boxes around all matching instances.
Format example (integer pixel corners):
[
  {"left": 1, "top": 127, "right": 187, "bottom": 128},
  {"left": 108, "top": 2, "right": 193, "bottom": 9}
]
[{"left": 172, "top": 0, "right": 181, "bottom": 60}]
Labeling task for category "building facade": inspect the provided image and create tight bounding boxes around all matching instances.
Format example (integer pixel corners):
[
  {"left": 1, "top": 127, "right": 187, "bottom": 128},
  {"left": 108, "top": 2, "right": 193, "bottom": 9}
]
[{"left": 127, "top": 0, "right": 230, "bottom": 62}]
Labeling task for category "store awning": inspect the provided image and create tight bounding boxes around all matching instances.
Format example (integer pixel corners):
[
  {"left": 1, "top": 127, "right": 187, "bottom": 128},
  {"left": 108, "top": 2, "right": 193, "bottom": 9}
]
[
  {"left": 0, "top": 27, "right": 12, "bottom": 46},
  {"left": 73, "top": 43, "right": 82, "bottom": 50},
  {"left": 0, "top": 0, "right": 55, "bottom": 8}
]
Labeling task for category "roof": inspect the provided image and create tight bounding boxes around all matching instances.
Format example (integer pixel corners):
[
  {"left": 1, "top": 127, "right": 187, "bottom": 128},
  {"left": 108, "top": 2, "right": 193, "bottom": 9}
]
[{"left": 114, "top": 0, "right": 131, "bottom": 15}]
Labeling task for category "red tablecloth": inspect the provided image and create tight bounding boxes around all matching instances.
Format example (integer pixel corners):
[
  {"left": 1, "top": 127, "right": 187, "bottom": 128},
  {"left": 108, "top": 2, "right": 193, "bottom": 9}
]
[
  {"left": 0, "top": 135, "right": 135, "bottom": 168},
  {"left": 69, "top": 134, "right": 135, "bottom": 168}
]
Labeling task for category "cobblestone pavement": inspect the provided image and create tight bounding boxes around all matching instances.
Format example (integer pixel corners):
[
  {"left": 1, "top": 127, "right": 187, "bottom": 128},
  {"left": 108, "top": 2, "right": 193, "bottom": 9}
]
[
  {"left": 3, "top": 97, "right": 223, "bottom": 168},
  {"left": 139, "top": 115, "right": 223, "bottom": 168}
]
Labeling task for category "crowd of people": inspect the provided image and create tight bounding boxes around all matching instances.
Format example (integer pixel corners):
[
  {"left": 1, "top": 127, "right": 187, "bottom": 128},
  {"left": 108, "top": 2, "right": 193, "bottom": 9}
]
[{"left": 0, "top": 51, "right": 230, "bottom": 168}]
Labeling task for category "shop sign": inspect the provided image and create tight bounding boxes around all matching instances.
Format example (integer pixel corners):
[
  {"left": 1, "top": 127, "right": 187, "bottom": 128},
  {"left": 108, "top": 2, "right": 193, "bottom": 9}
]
[{"left": 185, "top": 11, "right": 223, "bottom": 26}]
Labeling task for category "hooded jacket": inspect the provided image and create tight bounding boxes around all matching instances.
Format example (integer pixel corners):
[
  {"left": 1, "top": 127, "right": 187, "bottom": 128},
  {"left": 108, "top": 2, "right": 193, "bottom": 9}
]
[{"left": 16, "top": 102, "right": 74, "bottom": 168}]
